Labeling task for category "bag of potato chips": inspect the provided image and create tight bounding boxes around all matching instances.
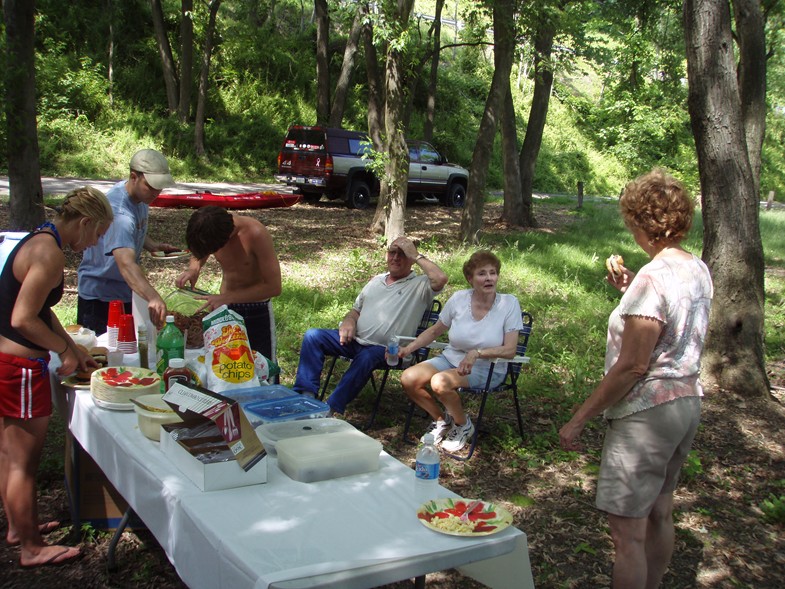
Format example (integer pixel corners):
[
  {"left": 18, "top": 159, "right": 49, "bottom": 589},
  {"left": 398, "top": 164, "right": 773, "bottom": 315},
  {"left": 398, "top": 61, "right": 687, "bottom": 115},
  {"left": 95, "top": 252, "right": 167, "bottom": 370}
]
[{"left": 202, "top": 306, "right": 259, "bottom": 392}]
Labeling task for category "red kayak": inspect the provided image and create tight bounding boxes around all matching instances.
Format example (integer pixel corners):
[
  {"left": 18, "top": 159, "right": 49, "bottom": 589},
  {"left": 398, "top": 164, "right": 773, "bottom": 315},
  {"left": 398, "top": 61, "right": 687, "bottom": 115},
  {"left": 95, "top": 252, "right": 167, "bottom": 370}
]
[{"left": 150, "top": 191, "right": 301, "bottom": 209}]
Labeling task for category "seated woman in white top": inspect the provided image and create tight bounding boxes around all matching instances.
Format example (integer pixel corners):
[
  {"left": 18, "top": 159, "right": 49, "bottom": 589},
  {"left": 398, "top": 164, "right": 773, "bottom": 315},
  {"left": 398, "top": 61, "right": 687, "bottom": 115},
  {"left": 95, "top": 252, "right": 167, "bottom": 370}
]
[{"left": 399, "top": 250, "right": 523, "bottom": 452}]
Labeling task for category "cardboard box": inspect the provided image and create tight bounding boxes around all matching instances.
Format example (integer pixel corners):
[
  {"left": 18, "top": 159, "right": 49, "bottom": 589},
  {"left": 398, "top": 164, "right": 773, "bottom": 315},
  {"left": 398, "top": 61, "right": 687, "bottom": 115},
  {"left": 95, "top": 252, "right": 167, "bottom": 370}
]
[
  {"left": 64, "top": 431, "right": 139, "bottom": 531},
  {"left": 160, "top": 383, "right": 268, "bottom": 491}
]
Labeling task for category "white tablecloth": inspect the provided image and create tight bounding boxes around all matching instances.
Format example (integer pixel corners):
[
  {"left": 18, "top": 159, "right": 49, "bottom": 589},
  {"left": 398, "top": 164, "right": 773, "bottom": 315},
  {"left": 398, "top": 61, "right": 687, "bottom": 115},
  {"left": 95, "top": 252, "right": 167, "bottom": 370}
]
[{"left": 64, "top": 386, "right": 534, "bottom": 589}]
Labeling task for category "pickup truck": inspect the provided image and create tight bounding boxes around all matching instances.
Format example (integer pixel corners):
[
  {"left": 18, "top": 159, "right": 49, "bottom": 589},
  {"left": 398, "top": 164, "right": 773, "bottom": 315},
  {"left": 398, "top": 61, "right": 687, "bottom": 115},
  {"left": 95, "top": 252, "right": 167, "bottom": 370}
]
[{"left": 274, "top": 125, "right": 468, "bottom": 209}]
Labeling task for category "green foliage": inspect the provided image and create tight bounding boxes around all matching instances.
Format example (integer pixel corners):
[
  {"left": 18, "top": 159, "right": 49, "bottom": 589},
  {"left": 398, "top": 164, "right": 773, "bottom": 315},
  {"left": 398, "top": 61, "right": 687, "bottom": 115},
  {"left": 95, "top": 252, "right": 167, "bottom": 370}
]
[
  {"left": 573, "top": 542, "right": 597, "bottom": 555},
  {"left": 681, "top": 450, "right": 704, "bottom": 483},
  {"left": 759, "top": 494, "right": 785, "bottom": 524},
  {"left": 510, "top": 494, "right": 536, "bottom": 508},
  {"left": 80, "top": 522, "right": 99, "bottom": 543},
  {"left": 3, "top": 0, "right": 783, "bottom": 201}
]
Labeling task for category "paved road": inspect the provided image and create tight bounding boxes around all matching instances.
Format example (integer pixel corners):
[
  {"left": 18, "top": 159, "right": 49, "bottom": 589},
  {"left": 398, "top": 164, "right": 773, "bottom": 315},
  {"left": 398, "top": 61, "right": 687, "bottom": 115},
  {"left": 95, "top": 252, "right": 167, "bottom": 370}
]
[{"left": 0, "top": 177, "right": 289, "bottom": 196}]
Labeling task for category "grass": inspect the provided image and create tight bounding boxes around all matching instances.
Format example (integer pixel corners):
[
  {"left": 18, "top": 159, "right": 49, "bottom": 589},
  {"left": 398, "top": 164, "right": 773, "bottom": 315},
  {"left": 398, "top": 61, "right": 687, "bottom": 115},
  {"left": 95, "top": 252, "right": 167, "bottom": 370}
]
[
  {"left": 18, "top": 196, "right": 784, "bottom": 588},
  {"left": 46, "top": 200, "right": 785, "bottom": 456}
]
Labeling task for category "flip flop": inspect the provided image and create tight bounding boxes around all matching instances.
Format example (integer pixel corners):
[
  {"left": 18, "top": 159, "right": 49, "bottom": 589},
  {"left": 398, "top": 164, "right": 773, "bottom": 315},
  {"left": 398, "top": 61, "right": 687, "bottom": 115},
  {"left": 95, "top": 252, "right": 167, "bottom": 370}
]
[
  {"left": 19, "top": 545, "right": 82, "bottom": 569},
  {"left": 6, "top": 520, "right": 62, "bottom": 546}
]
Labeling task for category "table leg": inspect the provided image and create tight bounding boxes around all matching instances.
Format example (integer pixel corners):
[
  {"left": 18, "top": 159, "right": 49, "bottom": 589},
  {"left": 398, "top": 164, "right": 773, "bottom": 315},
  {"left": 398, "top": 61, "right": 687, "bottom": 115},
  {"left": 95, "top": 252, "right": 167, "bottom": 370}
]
[{"left": 106, "top": 507, "right": 134, "bottom": 572}]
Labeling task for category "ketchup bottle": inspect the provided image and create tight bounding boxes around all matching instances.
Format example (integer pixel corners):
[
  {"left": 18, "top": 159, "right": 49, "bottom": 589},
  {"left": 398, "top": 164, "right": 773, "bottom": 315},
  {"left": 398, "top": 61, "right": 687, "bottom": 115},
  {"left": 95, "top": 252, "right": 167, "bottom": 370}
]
[{"left": 163, "top": 357, "right": 192, "bottom": 392}]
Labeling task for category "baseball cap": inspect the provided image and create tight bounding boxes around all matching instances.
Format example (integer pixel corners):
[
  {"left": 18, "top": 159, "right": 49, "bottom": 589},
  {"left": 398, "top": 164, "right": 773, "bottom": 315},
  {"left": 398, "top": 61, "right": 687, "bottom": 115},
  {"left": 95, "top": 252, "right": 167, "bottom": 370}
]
[{"left": 129, "top": 149, "right": 175, "bottom": 190}]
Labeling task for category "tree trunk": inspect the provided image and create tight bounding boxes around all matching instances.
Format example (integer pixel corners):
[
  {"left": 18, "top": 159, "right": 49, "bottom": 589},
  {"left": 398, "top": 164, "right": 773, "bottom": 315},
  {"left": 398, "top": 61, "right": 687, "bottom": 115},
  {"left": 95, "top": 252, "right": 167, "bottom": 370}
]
[
  {"left": 460, "top": 0, "right": 515, "bottom": 242},
  {"left": 365, "top": 13, "right": 386, "bottom": 234},
  {"left": 151, "top": 0, "right": 179, "bottom": 113},
  {"left": 4, "top": 0, "right": 45, "bottom": 230},
  {"left": 328, "top": 9, "right": 364, "bottom": 128},
  {"left": 423, "top": 0, "right": 445, "bottom": 143},
  {"left": 683, "top": 0, "right": 769, "bottom": 397},
  {"left": 517, "top": 24, "right": 554, "bottom": 227},
  {"left": 194, "top": 0, "right": 222, "bottom": 157},
  {"left": 108, "top": 0, "right": 114, "bottom": 106},
  {"left": 731, "top": 0, "right": 767, "bottom": 198},
  {"left": 370, "top": 0, "right": 415, "bottom": 240},
  {"left": 500, "top": 85, "right": 535, "bottom": 227},
  {"left": 178, "top": 0, "right": 194, "bottom": 122},
  {"left": 314, "top": 0, "right": 330, "bottom": 125}
]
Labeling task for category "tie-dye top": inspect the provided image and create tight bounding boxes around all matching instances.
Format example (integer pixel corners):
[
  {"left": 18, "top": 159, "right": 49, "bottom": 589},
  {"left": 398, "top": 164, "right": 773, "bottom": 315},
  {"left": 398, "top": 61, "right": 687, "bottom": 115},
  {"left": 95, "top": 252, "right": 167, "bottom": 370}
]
[{"left": 603, "top": 254, "right": 714, "bottom": 420}]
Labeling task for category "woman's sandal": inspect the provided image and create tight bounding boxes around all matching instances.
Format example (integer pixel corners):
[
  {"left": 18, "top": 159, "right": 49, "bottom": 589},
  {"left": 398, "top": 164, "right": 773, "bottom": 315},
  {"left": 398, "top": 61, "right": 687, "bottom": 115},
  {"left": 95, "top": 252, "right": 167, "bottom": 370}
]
[
  {"left": 6, "top": 520, "right": 61, "bottom": 547},
  {"left": 19, "top": 545, "right": 82, "bottom": 569}
]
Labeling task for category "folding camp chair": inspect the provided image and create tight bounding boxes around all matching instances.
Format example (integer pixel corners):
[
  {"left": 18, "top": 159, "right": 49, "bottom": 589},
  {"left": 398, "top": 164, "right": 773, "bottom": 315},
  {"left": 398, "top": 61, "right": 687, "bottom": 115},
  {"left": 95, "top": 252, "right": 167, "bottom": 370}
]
[
  {"left": 402, "top": 310, "right": 533, "bottom": 460},
  {"left": 318, "top": 299, "right": 442, "bottom": 429}
]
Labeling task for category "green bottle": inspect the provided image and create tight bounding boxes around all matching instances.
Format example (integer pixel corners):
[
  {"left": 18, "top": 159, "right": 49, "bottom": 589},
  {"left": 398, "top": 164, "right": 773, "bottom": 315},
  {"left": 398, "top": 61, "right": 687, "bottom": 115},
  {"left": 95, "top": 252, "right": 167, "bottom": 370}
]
[{"left": 156, "top": 316, "right": 185, "bottom": 390}]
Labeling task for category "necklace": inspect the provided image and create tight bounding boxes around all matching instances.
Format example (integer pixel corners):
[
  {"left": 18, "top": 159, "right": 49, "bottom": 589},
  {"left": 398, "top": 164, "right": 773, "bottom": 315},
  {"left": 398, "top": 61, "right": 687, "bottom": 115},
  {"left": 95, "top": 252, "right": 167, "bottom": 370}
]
[{"left": 36, "top": 221, "right": 62, "bottom": 249}]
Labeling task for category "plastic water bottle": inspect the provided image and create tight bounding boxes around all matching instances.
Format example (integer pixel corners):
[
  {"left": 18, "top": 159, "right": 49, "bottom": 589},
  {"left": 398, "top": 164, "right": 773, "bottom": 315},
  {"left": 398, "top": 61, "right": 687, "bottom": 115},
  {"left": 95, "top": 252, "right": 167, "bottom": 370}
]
[
  {"left": 386, "top": 336, "right": 399, "bottom": 367},
  {"left": 415, "top": 433, "right": 440, "bottom": 502},
  {"left": 156, "top": 315, "right": 185, "bottom": 378}
]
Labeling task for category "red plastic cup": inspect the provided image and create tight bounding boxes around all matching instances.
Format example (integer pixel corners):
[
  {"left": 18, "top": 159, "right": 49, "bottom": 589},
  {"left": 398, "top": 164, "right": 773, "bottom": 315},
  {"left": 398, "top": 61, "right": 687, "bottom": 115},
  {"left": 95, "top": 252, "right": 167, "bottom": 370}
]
[
  {"left": 118, "top": 314, "right": 136, "bottom": 343},
  {"left": 107, "top": 300, "right": 124, "bottom": 328}
]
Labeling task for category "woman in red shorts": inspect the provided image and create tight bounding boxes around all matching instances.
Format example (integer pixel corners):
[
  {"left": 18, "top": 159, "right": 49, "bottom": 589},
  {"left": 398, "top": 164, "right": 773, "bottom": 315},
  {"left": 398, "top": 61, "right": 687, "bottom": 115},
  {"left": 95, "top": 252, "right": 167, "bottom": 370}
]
[{"left": 0, "top": 186, "right": 112, "bottom": 568}]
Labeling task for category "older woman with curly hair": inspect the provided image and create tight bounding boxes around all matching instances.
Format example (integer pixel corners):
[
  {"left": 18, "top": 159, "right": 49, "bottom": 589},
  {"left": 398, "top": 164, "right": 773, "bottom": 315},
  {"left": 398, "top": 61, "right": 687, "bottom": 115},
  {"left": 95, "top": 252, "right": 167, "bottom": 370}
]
[
  {"left": 400, "top": 250, "right": 523, "bottom": 453},
  {"left": 560, "top": 169, "right": 713, "bottom": 588}
]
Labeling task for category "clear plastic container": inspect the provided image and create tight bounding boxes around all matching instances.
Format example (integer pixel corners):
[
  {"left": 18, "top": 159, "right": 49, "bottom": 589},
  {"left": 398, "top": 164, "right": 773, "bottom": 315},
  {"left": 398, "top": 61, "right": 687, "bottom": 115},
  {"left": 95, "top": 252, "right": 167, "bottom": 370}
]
[
  {"left": 242, "top": 396, "right": 330, "bottom": 427},
  {"left": 223, "top": 385, "right": 299, "bottom": 405},
  {"left": 276, "top": 430, "right": 382, "bottom": 483},
  {"left": 257, "top": 418, "right": 357, "bottom": 456}
]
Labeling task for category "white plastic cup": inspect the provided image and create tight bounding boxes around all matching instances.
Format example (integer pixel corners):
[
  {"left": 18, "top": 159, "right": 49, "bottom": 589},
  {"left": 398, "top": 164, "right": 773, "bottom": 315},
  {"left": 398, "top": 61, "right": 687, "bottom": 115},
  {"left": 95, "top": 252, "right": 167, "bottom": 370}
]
[{"left": 107, "top": 350, "right": 124, "bottom": 366}]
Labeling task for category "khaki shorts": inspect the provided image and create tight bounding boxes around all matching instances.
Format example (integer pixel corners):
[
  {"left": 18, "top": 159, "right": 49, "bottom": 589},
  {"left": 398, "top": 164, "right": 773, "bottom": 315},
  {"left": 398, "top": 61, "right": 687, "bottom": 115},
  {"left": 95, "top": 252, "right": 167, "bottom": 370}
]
[{"left": 596, "top": 396, "right": 701, "bottom": 518}]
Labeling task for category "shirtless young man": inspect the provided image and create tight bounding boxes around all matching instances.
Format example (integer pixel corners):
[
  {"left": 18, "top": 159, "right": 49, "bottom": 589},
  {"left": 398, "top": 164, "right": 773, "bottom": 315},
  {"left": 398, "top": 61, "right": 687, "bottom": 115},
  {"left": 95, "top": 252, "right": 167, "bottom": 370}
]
[{"left": 175, "top": 206, "right": 282, "bottom": 361}]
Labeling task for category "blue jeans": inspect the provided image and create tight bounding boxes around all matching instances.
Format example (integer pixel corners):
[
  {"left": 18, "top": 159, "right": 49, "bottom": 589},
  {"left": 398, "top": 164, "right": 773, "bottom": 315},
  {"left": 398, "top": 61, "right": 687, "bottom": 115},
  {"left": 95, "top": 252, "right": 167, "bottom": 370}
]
[{"left": 292, "top": 328, "right": 386, "bottom": 414}]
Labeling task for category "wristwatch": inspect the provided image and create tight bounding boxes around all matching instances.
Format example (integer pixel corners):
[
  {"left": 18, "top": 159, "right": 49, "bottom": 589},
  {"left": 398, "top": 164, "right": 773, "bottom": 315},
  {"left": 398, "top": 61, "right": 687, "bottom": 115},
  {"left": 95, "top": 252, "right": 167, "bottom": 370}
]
[
  {"left": 415, "top": 254, "right": 426, "bottom": 261},
  {"left": 476, "top": 348, "right": 482, "bottom": 358}
]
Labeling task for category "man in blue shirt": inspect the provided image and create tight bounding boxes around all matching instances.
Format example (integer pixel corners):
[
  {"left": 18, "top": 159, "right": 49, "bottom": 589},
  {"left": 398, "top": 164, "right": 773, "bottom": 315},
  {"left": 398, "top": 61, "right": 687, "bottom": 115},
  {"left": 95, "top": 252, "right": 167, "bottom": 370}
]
[{"left": 77, "top": 149, "right": 178, "bottom": 333}]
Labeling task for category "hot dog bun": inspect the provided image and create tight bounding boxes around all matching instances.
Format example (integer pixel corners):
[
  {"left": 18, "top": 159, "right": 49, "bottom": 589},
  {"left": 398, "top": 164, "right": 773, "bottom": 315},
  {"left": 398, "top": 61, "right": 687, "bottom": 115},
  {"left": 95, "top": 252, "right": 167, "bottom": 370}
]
[{"left": 605, "top": 254, "right": 625, "bottom": 279}]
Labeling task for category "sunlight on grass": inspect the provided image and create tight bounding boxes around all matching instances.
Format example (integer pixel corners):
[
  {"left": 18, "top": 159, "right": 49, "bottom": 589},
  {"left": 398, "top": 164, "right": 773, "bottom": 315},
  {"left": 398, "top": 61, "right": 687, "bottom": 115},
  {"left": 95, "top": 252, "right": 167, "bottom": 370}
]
[{"left": 51, "top": 199, "right": 785, "bottom": 428}]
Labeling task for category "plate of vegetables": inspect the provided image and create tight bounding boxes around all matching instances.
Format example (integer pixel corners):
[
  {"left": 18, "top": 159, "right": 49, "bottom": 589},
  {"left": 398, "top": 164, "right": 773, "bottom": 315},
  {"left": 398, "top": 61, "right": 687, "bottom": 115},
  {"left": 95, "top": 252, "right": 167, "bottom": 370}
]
[{"left": 416, "top": 498, "right": 513, "bottom": 536}]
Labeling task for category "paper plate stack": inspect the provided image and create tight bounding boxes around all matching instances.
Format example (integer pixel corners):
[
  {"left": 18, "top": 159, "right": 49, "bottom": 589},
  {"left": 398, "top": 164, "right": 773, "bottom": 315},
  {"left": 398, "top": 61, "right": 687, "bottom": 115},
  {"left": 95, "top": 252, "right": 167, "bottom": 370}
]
[{"left": 91, "top": 366, "right": 161, "bottom": 410}]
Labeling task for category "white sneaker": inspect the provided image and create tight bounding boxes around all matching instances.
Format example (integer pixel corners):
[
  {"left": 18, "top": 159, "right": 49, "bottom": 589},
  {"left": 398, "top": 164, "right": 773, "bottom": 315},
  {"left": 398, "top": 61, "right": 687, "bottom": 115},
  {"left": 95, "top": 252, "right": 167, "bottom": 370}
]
[
  {"left": 441, "top": 418, "right": 475, "bottom": 452},
  {"left": 420, "top": 413, "right": 453, "bottom": 444}
]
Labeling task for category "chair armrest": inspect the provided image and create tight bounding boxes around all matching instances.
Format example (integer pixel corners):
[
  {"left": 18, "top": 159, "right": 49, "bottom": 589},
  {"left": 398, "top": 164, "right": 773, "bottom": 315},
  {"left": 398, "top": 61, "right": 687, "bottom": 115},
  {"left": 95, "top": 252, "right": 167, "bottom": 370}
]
[
  {"left": 477, "top": 353, "right": 531, "bottom": 364},
  {"left": 397, "top": 337, "right": 447, "bottom": 351},
  {"left": 396, "top": 337, "right": 529, "bottom": 364}
]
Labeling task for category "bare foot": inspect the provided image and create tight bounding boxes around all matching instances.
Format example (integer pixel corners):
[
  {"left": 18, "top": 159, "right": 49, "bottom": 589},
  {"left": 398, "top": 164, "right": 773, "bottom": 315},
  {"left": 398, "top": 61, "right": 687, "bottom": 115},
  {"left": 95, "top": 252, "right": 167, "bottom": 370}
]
[
  {"left": 19, "top": 545, "right": 81, "bottom": 568},
  {"left": 6, "top": 520, "right": 61, "bottom": 546}
]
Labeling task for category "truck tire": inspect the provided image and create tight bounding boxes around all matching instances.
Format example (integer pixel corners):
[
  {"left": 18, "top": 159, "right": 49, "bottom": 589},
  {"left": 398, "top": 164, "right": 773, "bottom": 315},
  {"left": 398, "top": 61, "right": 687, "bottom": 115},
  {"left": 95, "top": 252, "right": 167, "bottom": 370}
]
[
  {"left": 347, "top": 179, "right": 371, "bottom": 209},
  {"left": 446, "top": 183, "right": 466, "bottom": 208}
]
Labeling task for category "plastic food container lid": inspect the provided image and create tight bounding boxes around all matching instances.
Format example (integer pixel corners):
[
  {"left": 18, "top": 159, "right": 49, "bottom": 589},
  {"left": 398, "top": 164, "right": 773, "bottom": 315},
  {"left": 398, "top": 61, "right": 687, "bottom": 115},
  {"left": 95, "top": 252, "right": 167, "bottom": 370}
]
[
  {"left": 224, "top": 385, "right": 299, "bottom": 405},
  {"left": 256, "top": 418, "right": 356, "bottom": 455},
  {"left": 242, "top": 396, "right": 330, "bottom": 423}
]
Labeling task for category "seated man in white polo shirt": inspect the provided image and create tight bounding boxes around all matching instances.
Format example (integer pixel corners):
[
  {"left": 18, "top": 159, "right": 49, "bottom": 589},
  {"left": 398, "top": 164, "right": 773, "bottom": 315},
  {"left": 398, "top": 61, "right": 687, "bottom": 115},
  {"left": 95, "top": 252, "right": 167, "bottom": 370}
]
[{"left": 292, "top": 236, "right": 448, "bottom": 415}]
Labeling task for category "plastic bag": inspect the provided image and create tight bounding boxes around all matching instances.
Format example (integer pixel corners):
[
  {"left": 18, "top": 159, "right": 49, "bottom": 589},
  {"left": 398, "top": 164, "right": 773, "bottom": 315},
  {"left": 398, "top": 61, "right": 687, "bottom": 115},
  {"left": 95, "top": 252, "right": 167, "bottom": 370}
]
[{"left": 202, "top": 305, "right": 259, "bottom": 392}]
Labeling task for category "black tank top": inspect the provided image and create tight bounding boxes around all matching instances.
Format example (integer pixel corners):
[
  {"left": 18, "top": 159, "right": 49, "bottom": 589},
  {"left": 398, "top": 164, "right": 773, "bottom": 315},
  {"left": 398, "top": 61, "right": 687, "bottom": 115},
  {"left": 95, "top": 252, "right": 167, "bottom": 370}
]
[{"left": 0, "top": 232, "right": 64, "bottom": 351}]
